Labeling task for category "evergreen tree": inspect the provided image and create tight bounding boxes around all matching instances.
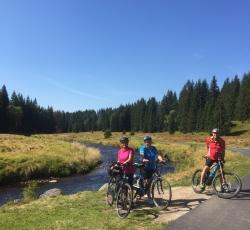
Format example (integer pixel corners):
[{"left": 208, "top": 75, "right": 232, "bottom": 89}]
[
  {"left": 236, "top": 73, "right": 250, "bottom": 121},
  {"left": 220, "top": 76, "right": 240, "bottom": 122},
  {"left": 144, "top": 97, "right": 159, "bottom": 132},
  {"left": 196, "top": 80, "right": 209, "bottom": 131},
  {"left": 0, "top": 85, "right": 10, "bottom": 132},
  {"left": 160, "top": 90, "right": 178, "bottom": 131},
  {"left": 164, "top": 110, "right": 177, "bottom": 134},
  {"left": 8, "top": 105, "right": 23, "bottom": 133},
  {"left": 203, "top": 76, "right": 220, "bottom": 131},
  {"left": 177, "top": 81, "right": 194, "bottom": 133}
]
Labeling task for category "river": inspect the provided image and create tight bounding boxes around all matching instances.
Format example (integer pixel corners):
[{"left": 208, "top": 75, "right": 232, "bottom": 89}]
[{"left": 0, "top": 144, "right": 175, "bottom": 206}]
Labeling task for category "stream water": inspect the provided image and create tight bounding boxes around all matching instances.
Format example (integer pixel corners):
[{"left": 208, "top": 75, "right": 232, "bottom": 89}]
[{"left": 0, "top": 144, "right": 175, "bottom": 206}]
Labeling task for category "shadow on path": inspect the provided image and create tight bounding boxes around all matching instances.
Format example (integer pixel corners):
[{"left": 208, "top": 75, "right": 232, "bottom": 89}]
[
  {"left": 168, "top": 198, "right": 208, "bottom": 212},
  {"left": 130, "top": 197, "right": 209, "bottom": 221},
  {"left": 232, "top": 189, "right": 250, "bottom": 200}
]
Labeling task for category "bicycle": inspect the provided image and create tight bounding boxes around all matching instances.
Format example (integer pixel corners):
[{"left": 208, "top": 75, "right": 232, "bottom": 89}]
[
  {"left": 106, "top": 162, "right": 121, "bottom": 206},
  {"left": 106, "top": 162, "right": 133, "bottom": 218},
  {"left": 192, "top": 156, "right": 242, "bottom": 199},
  {"left": 133, "top": 161, "right": 172, "bottom": 209}
]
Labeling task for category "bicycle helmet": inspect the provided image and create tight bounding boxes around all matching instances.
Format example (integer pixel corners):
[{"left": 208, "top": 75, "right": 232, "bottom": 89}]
[
  {"left": 143, "top": 135, "right": 152, "bottom": 142},
  {"left": 120, "top": 136, "right": 129, "bottom": 144},
  {"left": 212, "top": 128, "right": 219, "bottom": 133}
]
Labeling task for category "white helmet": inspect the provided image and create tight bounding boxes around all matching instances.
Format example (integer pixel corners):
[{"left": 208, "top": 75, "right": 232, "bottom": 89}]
[{"left": 212, "top": 128, "right": 219, "bottom": 133}]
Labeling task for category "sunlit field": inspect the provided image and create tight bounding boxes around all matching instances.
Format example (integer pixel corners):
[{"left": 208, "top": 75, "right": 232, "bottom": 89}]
[
  {"left": 0, "top": 134, "right": 101, "bottom": 184},
  {"left": 1, "top": 126, "right": 250, "bottom": 230},
  {"left": 43, "top": 129, "right": 250, "bottom": 186}
]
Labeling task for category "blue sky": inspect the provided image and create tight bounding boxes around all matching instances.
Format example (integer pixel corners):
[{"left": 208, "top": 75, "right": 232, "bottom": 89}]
[{"left": 1, "top": 0, "right": 250, "bottom": 111}]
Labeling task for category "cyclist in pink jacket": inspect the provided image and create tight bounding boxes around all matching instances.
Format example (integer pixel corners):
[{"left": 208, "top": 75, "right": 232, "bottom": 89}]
[{"left": 117, "top": 136, "right": 135, "bottom": 186}]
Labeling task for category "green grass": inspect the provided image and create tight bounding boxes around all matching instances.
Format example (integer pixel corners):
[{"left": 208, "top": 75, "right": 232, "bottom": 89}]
[
  {"left": 230, "top": 120, "right": 250, "bottom": 136},
  {"left": 0, "top": 191, "right": 163, "bottom": 230},
  {"left": 1, "top": 130, "right": 250, "bottom": 229},
  {"left": 0, "top": 134, "right": 101, "bottom": 184}
]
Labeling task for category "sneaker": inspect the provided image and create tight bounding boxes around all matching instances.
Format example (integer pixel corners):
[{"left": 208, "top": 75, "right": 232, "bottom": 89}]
[
  {"left": 199, "top": 183, "right": 205, "bottom": 190},
  {"left": 221, "top": 183, "right": 229, "bottom": 192}
]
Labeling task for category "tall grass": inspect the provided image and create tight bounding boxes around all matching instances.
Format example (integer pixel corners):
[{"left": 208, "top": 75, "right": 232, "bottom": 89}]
[
  {"left": 0, "top": 134, "right": 101, "bottom": 185},
  {"left": 23, "top": 181, "right": 39, "bottom": 201}
]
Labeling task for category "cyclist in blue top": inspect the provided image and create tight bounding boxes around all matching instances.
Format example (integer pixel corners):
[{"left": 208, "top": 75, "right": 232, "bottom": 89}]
[{"left": 140, "top": 135, "right": 165, "bottom": 204}]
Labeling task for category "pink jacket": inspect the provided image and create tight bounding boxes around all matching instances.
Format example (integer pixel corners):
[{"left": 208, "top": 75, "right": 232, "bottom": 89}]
[{"left": 117, "top": 147, "right": 135, "bottom": 175}]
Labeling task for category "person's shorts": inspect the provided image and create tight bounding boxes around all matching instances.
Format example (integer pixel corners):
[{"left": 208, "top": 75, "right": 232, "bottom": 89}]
[
  {"left": 125, "top": 174, "right": 134, "bottom": 187},
  {"left": 143, "top": 169, "right": 155, "bottom": 179},
  {"left": 205, "top": 158, "right": 224, "bottom": 168}
]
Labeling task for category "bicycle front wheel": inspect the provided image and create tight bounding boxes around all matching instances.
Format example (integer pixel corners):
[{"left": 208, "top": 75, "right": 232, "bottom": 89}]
[
  {"left": 212, "top": 172, "right": 242, "bottom": 199},
  {"left": 106, "top": 176, "right": 117, "bottom": 206},
  {"left": 192, "top": 169, "right": 205, "bottom": 193},
  {"left": 151, "top": 178, "right": 172, "bottom": 209},
  {"left": 116, "top": 183, "right": 132, "bottom": 218}
]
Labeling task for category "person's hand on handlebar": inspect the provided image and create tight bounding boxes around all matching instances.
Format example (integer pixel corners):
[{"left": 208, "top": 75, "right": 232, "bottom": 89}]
[{"left": 142, "top": 158, "right": 149, "bottom": 163}]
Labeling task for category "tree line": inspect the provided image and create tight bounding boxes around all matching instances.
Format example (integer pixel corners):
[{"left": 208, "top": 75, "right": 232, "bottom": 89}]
[{"left": 1, "top": 72, "right": 250, "bottom": 135}]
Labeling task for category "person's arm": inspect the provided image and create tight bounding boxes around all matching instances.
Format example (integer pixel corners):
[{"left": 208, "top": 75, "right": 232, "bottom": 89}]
[
  {"left": 140, "top": 147, "right": 149, "bottom": 163},
  {"left": 157, "top": 149, "right": 165, "bottom": 162},
  {"left": 205, "top": 138, "right": 209, "bottom": 157}
]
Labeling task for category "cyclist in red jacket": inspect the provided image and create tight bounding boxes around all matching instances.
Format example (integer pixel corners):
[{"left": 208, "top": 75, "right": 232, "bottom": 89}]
[{"left": 200, "top": 128, "right": 225, "bottom": 189}]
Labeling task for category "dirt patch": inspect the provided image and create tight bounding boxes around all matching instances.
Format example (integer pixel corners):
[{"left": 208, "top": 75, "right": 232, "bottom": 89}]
[
  {"left": 131, "top": 186, "right": 212, "bottom": 225},
  {"left": 155, "top": 186, "right": 212, "bottom": 224}
]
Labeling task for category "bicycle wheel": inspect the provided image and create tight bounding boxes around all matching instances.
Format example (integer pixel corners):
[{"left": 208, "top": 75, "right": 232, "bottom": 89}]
[
  {"left": 212, "top": 172, "right": 242, "bottom": 199},
  {"left": 151, "top": 178, "right": 172, "bottom": 209},
  {"left": 116, "top": 183, "right": 132, "bottom": 218},
  {"left": 192, "top": 169, "right": 205, "bottom": 193},
  {"left": 106, "top": 176, "right": 117, "bottom": 206}
]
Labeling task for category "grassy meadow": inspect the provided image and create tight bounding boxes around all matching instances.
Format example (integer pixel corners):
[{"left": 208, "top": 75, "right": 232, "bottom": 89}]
[
  {"left": 0, "top": 190, "right": 163, "bottom": 230},
  {"left": 0, "top": 134, "right": 101, "bottom": 184},
  {"left": 42, "top": 129, "right": 250, "bottom": 186},
  {"left": 1, "top": 121, "right": 250, "bottom": 230}
]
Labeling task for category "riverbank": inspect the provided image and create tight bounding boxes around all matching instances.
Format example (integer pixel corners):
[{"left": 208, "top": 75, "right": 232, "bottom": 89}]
[
  {"left": 0, "top": 134, "right": 101, "bottom": 185},
  {"left": 42, "top": 132, "right": 250, "bottom": 186},
  {"left": 0, "top": 144, "right": 116, "bottom": 206}
]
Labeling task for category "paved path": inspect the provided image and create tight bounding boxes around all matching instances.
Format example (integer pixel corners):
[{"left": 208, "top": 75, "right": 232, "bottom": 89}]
[{"left": 164, "top": 148, "right": 250, "bottom": 230}]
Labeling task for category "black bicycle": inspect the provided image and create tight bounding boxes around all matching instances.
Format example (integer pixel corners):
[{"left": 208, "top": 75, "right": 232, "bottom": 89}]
[
  {"left": 106, "top": 162, "right": 121, "bottom": 206},
  {"left": 133, "top": 161, "right": 172, "bottom": 209},
  {"left": 106, "top": 162, "right": 133, "bottom": 218},
  {"left": 192, "top": 157, "right": 242, "bottom": 199}
]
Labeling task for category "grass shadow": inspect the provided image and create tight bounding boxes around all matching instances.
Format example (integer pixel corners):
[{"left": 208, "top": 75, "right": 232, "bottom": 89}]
[{"left": 130, "top": 208, "right": 159, "bottom": 219}]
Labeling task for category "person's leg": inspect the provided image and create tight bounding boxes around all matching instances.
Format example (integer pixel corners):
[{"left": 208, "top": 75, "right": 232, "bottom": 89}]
[
  {"left": 200, "top": 159, "right": 213, "bottom": 188},
  {"left": 200, "top": 166, "right": 209, "bottom": 187},
  {"left": 126, "top": 174, "right": 134, "bottom": 188},
  {"left": 143, "top": 170, "right": 154, "bottom": 199}
]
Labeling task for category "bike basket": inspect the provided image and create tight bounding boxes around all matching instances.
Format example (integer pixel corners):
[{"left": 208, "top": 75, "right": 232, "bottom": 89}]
[{"left": 108, "top": 163, "right": 121, "bottom": 176}]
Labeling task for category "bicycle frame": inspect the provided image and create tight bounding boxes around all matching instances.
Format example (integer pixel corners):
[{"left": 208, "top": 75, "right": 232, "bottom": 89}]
[
  {"left": 205, "top": 159, "right": 225, "bottom": 185},
  {"left": 133, "top": 161, "right": 166, "bottom": 197}
]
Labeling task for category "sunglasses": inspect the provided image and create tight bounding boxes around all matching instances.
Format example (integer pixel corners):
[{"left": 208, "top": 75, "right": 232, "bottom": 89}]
[{"left": 120, "top": 141, "right": 128, "bottom": 144}]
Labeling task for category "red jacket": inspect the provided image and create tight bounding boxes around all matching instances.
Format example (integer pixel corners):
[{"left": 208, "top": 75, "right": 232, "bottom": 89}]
[{"left": 205, "top": 136, "right": 225, "bottom": 160}]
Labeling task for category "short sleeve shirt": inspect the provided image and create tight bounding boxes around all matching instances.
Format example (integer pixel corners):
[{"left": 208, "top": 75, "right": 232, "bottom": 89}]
[
  {"left": 117, "top": 147, "right": 135, "bottom": 174},
  {"left": 206, "top": 137, "right": 225, "bottom": 161},
  {"left": 139, "top": 145, "right": 158, "bottom": 170}
]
